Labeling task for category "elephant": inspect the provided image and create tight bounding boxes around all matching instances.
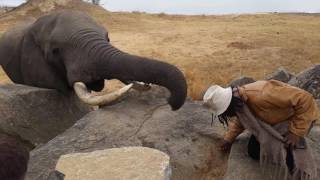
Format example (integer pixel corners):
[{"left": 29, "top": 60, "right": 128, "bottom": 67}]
[{"left": 0, "top": 10, "right": 187, "bottom": 110}]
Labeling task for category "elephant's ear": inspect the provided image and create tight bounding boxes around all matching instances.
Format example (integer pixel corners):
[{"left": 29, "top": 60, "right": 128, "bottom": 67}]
[
  {"left": 0, "top": 19, "right": 37, "bottom": 83},
  {"left": 20, "top": 31, "right": 69, "bottom": 93},
  {"left": 0, "top": 27, "right": 25, "bottom": 83}
]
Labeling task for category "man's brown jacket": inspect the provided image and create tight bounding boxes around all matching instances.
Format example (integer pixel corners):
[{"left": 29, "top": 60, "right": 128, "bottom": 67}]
[{"left": 224, "top": 80, "right": 319, "bottom": 142}]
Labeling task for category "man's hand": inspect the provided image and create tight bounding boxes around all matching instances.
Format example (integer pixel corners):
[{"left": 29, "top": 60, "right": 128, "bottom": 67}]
[
  {"left": 284, "top": 132, "right": 300, "bottom": 149},
  {"left": 218, "top": 139, "right": 232, "bottom": 152}
]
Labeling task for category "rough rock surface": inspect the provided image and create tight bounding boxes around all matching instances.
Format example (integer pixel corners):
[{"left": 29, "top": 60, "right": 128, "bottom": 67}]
[
  {"left": 0, "top": 84, "right": 91, "bottom": 149},
  {"left": 289, "top": 64, "right": 320, "bottom": 99},
  {"left": 223, "top": 127, "right": 320, "bottom": 180},
  {"left": 27, "top": 87, "right": 227, "bottom": 180},
  {"left": 316, "top": 99, "right": 320, "bottom": 125},
  {"left": 47, "top": 171, "right": 65, "bottom": 180},
  {"left": 266, "top": 67, "right": 294, "bottom": 83},
  {"left": 55, "top": 147, "right": 171, "bottom": 180},
  {"left": 229, "top": 76, "right": 256, "bottom": 87}
]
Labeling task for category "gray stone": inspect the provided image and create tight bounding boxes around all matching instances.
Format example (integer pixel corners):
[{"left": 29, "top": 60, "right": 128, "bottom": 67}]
[
  {"left": 47, "top": 171, "right": 65, "bottom": 180},
  {"left": 266, "top": 67, "right": 294, "bottom": 83},
  {"left": 223, "top": 128, "right": 320, "bottom": 180},
  {"left": 229, "top": 76, "right": 256, "bottom": 87},
  {"left": 223, "top": 133, "right": 264, "bottom": 180},
  {"left": 55, "top": 147, "right": 171, "bottom": 180},
  {"left": 0, "top": 84, "right": 91, "bottom": 149},
  {"left": 289, "top": 64, "right": 320, "bottom": 99},
  {"left": 26, "top": 87, "right": 228, "bottom": 180}
]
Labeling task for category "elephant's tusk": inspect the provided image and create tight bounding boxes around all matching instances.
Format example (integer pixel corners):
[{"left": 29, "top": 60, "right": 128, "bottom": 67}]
[{"left": 73, "top": 82, "right": 133, "bottom": 106}]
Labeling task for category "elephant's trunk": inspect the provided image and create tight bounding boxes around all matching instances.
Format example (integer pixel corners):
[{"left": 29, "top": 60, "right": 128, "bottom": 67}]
[{"left": 99, "top": 44, "right": 187, "bottom": 110}]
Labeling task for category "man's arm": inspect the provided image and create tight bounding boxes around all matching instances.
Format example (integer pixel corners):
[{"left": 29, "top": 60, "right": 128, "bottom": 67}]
[
  {"left": 285, "top": 89, "right": 318, "bottom": 148},
  {"left": 219, "top": 119, "right": 244, "bottom": 151},
  {"left": 288, "top": 92, "right": 318, "bottom": 137},
  {"left": 224, "top": 118, "right": 245, "bottom": 142},
  {"left": 219, "top": 118, "right": 245, "bottom": 151}
]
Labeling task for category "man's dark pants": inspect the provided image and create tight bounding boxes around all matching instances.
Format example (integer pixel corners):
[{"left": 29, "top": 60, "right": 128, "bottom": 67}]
[{"left": 247, "top": 135, "right": 294, "bottom": 172}]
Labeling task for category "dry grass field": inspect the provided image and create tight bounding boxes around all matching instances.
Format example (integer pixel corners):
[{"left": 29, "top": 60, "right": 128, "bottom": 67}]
[{"left": 0, "top": 0, "right": 319, "bottom": 102}]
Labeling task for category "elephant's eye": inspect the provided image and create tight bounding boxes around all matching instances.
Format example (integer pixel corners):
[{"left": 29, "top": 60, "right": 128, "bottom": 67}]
[
  {"left": 105, "top": 33, "right": 110, "bottom": 42},
  {"left": 52, "top": 48, "right": 60, "bottom": 55}
]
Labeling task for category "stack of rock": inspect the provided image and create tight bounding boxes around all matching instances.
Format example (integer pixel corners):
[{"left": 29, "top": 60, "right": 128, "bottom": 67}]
[{"left": 0, "top": 65, "right": 318, "bottom": 180}]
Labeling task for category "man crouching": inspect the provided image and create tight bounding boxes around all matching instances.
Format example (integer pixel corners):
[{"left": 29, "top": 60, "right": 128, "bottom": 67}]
[{"left": 203, "top": 80, "right": 318, "bottom": 179}]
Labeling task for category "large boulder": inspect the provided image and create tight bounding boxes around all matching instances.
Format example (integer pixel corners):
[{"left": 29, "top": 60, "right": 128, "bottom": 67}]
[
  {"left": 223, "top": 128, "right": 320, "bottom": 180},
  {"left": 0, "top": 84, "right": 91, "bottom": 149},
  {"left": 55, "top": 147, "right": 171, "bottom": 180},
  {"left": 316, "top": 99, "right": 320, "bottom": 125},
  {"left": 289, "top": 64, "right": 320, "bottom": 99},
  {"left": 266, "top": 67, "right": 294, "bottom": 83},
  {"left": 223, "top": 133, "right": 263, "bottom": 180},
  {"left": 27, "top": 87, "right": 227, "bottom": 180},
  {"left": 229, "top": 76, "right": 256, "bottom": 87}
]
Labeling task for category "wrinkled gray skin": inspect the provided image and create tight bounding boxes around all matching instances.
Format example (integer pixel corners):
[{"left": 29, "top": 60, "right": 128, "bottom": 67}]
[{"left": 0, "top": 10, "right": 187, "bottom": 110}]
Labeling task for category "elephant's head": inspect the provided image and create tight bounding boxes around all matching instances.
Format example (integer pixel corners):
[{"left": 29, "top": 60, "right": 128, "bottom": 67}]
[{"left": 0, "top": 10, "right": 187, "bottom": 110}]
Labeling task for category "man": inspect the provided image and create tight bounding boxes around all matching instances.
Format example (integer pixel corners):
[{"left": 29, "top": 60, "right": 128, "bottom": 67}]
[{"left": 203, "top": 80, "right": 318, "bottom": 162}]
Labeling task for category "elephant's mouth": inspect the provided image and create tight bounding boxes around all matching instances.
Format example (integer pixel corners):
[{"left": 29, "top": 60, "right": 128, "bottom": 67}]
[
  {"left": 85, "top": 80, "right": 105, "bottom": 92},
  {"left": 73, "top": 80, "right": 151, "bottom": 106}
]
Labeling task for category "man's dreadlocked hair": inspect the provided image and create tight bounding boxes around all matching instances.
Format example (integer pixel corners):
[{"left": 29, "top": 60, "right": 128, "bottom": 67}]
[{"left": 218, "top": 87, "right": 244, "bottom": 126}]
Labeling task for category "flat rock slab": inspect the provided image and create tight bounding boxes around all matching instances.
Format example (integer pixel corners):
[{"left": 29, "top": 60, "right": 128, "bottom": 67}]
[
  {"left": 224, "top": 128, "right": 320, "bottom": 180},
  {"left": 56, "top": 147, "right": 171, "bottom": 180}
]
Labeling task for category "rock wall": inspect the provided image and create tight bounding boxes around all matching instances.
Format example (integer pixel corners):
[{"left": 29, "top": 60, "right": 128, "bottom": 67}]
[
  {"left": 0, "top": 84, "right": 91, "bottom": 149},
  {"left": 22, "top": 64, "right": 320, "bottom": 179},
  {"left": 26, "top": 87, "right": 227, "bottom": 180}
]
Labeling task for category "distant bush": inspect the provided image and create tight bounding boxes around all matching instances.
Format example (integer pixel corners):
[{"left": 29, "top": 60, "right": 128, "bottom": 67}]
[
  {"left": 82, "top": 0, "right": 100, "bottom": 5},
  {"left": 158, "top": 12, "right": 167, "bottom": 17},
  {"left": 0, "top": 6, "right": 13, "bottom": 12}
]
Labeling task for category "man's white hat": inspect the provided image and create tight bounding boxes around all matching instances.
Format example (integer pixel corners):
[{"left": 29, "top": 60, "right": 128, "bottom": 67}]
[{"left": 203, "top": 85, "right": 232, "bottom": 115}]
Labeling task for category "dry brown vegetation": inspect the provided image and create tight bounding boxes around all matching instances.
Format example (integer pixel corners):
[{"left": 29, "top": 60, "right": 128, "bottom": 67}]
[{"left": 0, "top": 0, "right": 320, "bottom": 101}]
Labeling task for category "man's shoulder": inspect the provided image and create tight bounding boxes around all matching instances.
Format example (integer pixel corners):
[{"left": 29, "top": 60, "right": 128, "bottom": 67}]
[
  {"left": 239, "top": 80, "right": 290, "bottom": 100},
  {"left": 241, "top": 80, "right": 267, "bottom": 91},
  {"left": 242, "top": 80, "right": 289, "bottom": 90}
]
